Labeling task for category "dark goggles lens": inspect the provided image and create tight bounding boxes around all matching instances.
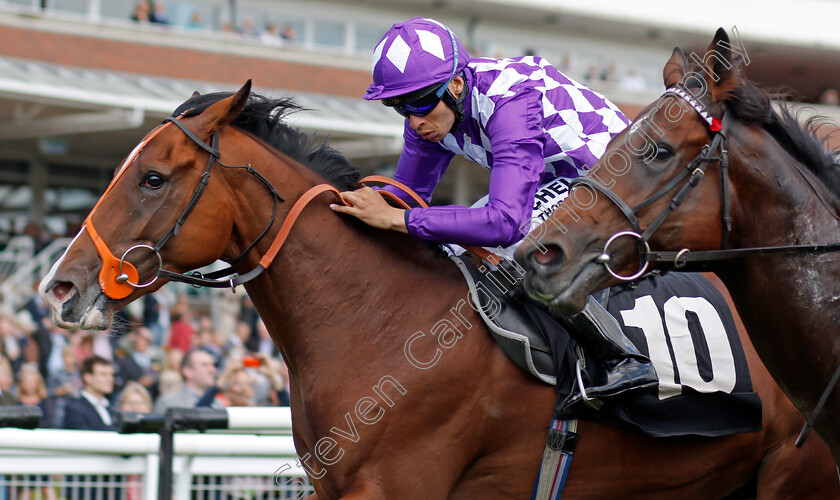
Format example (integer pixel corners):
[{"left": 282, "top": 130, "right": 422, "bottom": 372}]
[{"left": 385, "top": 80, "right": 449, "bottom": 118}]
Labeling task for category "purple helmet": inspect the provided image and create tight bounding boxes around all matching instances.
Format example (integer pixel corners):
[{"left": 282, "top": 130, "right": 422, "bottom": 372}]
[{"left": 364, "top": 17, "right": 471, "bottom": 101}]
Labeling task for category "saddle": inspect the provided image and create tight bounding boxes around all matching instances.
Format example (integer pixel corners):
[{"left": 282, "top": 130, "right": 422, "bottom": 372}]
[{"left": 451, "top": 254, "right": 565, "bottom": 385}]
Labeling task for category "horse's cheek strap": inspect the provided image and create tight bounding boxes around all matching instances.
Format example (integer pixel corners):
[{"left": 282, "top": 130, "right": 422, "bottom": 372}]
[{"left": 86, "top": 221, "right": 138, "bottom": 300}]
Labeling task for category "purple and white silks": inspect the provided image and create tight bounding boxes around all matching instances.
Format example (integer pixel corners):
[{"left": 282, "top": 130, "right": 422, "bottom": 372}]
[{"left": 394, "top": 56, "right": 630, "bottom": 249}]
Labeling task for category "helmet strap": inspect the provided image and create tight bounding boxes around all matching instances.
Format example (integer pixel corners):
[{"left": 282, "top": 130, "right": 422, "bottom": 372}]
[{"left": 443, "top": 74, "right": 466, "bottom": 132}]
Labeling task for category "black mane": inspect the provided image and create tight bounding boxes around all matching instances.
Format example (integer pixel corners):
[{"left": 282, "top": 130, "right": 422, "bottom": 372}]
[
  {"left": 725, "top": 80, "right": 840, "bottom": 195},
  {"left": 172, "top": 92, "right": 360, "bottom": 190}
]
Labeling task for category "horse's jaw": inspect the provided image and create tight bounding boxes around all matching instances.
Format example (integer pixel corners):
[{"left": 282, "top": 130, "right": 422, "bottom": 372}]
[
  {"left": 39, "top": 259, "right": 115, "bottom": 330},
  {"left": 523, "top": 257, "right": 607, "bottom": 317}
]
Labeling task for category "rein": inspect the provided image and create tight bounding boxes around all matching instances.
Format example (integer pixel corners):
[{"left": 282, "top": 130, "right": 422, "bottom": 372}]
[{"left": 86, "top": 117, "right": 500, "bottom": 300}]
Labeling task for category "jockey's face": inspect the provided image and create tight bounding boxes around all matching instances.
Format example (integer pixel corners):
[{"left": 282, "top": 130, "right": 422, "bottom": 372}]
[
  {"left": 408, "top": 100, "right": 456, "bottom": 142},
  {"left": 407, "top": 76, "right": 463, "bottom": 143}
]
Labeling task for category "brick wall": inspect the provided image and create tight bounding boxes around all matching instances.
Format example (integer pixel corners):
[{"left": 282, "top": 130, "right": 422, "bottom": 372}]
[{"left": 0, "top": 25, "right": 371, "bottom": 98}]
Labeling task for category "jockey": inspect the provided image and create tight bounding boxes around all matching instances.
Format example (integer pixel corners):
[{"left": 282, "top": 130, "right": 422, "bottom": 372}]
[{"left": 331, "top": 17, "right": 656, "bottom": 404}]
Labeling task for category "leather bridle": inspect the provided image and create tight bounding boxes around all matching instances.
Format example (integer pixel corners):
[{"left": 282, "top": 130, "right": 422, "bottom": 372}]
[
  {"left": 85, "top": 114, "right": 502, "bottom": 301},
  {"left": 571, "top": 87, "right": 733, "bottom": 281}
]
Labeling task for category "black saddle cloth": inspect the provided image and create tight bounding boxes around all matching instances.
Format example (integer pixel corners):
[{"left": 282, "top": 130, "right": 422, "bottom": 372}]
[{"left": 453, "top": 255, "right": 762, "bottom": 438}]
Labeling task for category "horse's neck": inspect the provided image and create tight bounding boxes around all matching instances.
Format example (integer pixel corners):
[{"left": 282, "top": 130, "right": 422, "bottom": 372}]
[
  {"left": 227, "top": 163, "right": 463, "bottom": 378},
  {"left": 725, "top": 127, "right": 840, "bottom": 248},
  {"left": 718, "top": 132, "right": 840, "bottom": 388}
]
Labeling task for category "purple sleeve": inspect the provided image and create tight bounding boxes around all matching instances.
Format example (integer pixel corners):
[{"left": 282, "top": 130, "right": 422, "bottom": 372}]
[
  {"left": 407, "top": 91, "right": 545, "bottom": 247},
  {"left": 381, "top": 121, "right": 455, "bottom": 204}
]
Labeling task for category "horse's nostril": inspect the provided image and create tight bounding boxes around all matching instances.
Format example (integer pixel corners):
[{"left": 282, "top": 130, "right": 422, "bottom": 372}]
[
  {"left": 51, "top": 281, "right": 75, "bottom": 302},
  {"left": 532, "top": 244, "right": 564, "bottom": 268}
]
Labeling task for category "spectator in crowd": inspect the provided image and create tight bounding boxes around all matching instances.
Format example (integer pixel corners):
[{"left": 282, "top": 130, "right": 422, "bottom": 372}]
[
  {"left": 157, "top": 368, "right": 183, "bottom": 397},
  {"left": 254, "top": 319, "right": 277, "bottom": 358},
  {"left": 118, "top": 380, "right": 153, "bottom": 413},
  {"left": 63, "top": 356, "right": 118, "bottom": 500},
  {"left": 21, "top": 281, "right": 50, "bottom": 328},
  {"left": 224, "top": 320, "right": 251, "bottom": 359},
  {"left": 617, "top": 67, "right": 646, "bottom": 93},
  {"left": 154, "top": 348, "right": 217, "bottom": 413},
  {"left": 64, "top": 355, "right": 116, "bottom": 430},
  {"left": 115, "top": 325, "right": 159, "bottom": 399},
  {"left": 238, "top": 17, "right": 257, "bottom": 37},
  {"left": 196, "top": 316, "right": 223, "bottom": 364},
  {"left": 162, "top": 346, "right": 184, "bottom": 372},
  {"left": 168, "top": 296, "right": 195, "bottom": 354},
  {"left": 261, "top": 22, "right": 282, "bottom": 46},
  {"left": 240, "top": 296, "right": 260, "bottom": 352},
  {"left": 215, "top": 365, "right": 255, "bottom": 407},
  {"left": 242, "top": 353, "right": 282, "bottom": 406},
  {"left": 15, "top": 363, "right": 57, "bottom": 500},
  {"left": 271, "top": 358, "right": 291, "bottom": 406},
  {"left": 16, "top": 362, "right": 52, "bottom": 419},
  {"left": 149, "top": 1, "right": 168, "bottom": 24},
  {"left": 281, "top": 24, "right": 297, "bottom": 42},
  {"left": 130, "top": 0, "right": 151, "bottom": 22},
  {"left": 0, "top": 316, "right": 23, "bottom": 373},
  {"left": 186, "top": 10, "right": 205, "bottom": 30},
  {"left": 22, "top": 223, "right": 51, "bottom": 253},
  {"left": 117, "top": 381, "right": 152, "bottom": 500},
  {"left": 47, "top": 345, "right": 81, "bottom": 428},
  {"left": 0, "top": 354, "right": 19, "bottom": 405},
  {"left": 142, "top": 290, "right": 171, "bottom": 346},
  {"left": 819, "top": 88, "right": 839, "bottom": 106},
  {"left": 33, "top": 318, "right": 69, "bottom": 384}
]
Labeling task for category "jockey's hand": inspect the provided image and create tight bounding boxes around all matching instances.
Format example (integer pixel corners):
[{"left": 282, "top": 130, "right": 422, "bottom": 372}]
[{"left": 330, "top": 187, "right": 407, "bottom": 233}]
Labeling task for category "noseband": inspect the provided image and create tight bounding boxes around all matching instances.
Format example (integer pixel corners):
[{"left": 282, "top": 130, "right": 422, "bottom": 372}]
[{"left": 85, "top": 115, "right": 289, "bottom": 299}]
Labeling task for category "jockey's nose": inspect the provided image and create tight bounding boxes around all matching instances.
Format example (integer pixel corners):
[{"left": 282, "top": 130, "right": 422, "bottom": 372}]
[{"left": 408, "top": 114, "right": 424, "bottom": 131}]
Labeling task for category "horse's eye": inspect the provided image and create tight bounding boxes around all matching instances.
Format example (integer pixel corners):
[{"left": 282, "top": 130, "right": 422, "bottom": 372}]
[
  {"left": 142, "top": 173, "right": 165, "bottom": 189},
  {"left": 653, "top": 144, "right": 673, "bottom": 161}
]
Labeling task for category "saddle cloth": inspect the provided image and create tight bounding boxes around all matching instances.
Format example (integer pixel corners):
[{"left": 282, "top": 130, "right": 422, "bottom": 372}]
[{"left": 452, "top": 255, "right": 762, "bottom": 437}]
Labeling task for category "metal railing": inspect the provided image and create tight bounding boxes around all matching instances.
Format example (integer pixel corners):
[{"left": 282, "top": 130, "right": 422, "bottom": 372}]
[
  {"left": 0, "top": 237, "right": 71, "bottom": 309},
  {"left": 0, "top": 407, "right": 314, "bottom": 500}
]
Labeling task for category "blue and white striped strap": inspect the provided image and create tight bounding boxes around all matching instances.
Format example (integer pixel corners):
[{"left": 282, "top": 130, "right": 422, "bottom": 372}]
[{"left": 531, "top": 419, "right": 578, "bottom": 500}]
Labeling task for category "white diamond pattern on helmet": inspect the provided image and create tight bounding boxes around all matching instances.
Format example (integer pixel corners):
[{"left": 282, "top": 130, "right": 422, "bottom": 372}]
[
  {"left": 372, "top": 37, "right": 388, "bottom": 72},
  {"left": 416, "top": 29, "right": 445, "bottom": 60},
  {"left": 386, "top": 35, "right": 411, "bottom": 73}
]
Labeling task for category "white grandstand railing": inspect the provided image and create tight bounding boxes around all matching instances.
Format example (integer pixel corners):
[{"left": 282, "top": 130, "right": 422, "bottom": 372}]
[
  {"left": 0, "top": 236, "right": 34, "bottom": 281},
  {"left": 0, "top": 237, "right": 71, "bottom": 309},
  {"left": 0, "top": 407, "right": 313, "bottom": 500}
]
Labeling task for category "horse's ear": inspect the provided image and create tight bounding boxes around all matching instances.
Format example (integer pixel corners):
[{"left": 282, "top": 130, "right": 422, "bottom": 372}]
[
  {"left": 663, "top": 47, "right": 687, "bottom": 88},
  {"left": 703, "top": 28, "right": 741, "bottom": 103},
  {"left": 191, "top": 91, "right": 201, "bottom": 98},
  {"left": 195, "top": 80, "right": 252, "bottom": 138}
]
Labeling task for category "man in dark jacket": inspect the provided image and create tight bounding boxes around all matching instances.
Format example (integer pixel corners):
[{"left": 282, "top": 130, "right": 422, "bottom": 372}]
[
  {"left": 64, "top": 354, "right": 116, "bottom": 430},
  {"left": 63, "top": 354, "right": 118, "bottom": 499}
]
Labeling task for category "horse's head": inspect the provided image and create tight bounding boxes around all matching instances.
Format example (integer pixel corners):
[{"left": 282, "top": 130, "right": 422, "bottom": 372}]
[
  {"left": 516, "top": 29, "right": 747, "bottom": 315},
  {"left": 40, "top": 82, "right": 254, "bottom": 329}
]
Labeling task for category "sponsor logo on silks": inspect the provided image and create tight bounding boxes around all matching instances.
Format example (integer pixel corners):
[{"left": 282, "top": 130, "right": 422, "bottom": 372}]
[{"left": 664, "top": 87, "right": 723, "bottom": 132}]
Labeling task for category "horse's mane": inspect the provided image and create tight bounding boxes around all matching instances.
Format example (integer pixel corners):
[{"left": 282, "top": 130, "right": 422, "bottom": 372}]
[
  {"left": 172, "top": 92, "right": 360, "bottom": 190},
  {"left": 172, "top": 92, "right": 449, "bottom": 260},
  {"left": 724, "top": 80, "right": 840, "bottom": 195}
]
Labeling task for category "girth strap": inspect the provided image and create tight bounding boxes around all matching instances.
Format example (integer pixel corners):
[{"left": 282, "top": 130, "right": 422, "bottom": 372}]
[{"left": 533, "top": 419, "right": 578, "bottom": 500}]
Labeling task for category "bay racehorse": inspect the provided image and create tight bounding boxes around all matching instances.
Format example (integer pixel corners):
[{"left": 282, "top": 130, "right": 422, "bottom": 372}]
[
  {"left": 516, "top": 29, "right": 840, "bottom": 467},
  {"left": 39, "top": 82, "right": 839, "bottom": 498}
]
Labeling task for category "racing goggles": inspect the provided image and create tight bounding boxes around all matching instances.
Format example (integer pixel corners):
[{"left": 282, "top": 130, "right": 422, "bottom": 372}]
[{"left": 383, "top": 79, "right": 451, "bottom": 118}]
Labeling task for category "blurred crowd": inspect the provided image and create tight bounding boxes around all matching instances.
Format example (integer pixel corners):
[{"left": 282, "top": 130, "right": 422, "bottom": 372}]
[
  {"left": 0, "top": 284, "right": 291, "bottom": 431},
  {"left": 130, "top": 0, "right": 299, "bottom": 47}
]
